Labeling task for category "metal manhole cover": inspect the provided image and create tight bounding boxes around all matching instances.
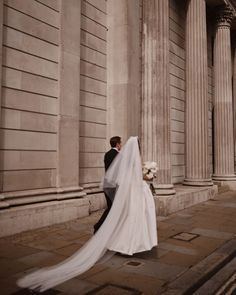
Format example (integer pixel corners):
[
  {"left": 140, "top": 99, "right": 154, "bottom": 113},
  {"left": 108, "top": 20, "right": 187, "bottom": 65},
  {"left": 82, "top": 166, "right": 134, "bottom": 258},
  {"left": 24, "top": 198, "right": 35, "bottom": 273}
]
[{"left": 172, "top": 232, "right": 199, "bottom": 241}]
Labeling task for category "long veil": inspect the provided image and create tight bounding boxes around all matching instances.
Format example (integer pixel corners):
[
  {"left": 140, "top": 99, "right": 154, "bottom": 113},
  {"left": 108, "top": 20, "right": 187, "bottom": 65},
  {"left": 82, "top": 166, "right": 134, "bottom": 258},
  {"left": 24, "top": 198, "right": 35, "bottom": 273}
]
[{"left": 17, "top": 136, "right": 157, "bottom": 292}]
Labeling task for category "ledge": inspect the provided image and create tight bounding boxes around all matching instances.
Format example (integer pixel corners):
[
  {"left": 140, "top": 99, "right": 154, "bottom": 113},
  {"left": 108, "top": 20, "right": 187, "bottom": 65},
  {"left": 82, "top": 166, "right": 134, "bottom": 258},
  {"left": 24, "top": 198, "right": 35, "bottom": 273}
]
[{"left": 155, "top": 184, "right": 218, "bottom": 216}]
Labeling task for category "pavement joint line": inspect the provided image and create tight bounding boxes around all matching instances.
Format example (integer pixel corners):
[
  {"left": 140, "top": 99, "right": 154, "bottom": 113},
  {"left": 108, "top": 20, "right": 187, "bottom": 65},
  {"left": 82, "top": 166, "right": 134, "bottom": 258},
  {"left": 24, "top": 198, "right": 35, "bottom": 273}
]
[{"left": 161, "top": 238, "right": 236, "bottom": 295}]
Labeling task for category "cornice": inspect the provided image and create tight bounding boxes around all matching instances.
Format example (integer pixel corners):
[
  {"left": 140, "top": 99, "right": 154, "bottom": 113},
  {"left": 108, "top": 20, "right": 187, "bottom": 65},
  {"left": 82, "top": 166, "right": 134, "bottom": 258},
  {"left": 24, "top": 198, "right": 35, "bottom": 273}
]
[{"left": 225, "top": 0, "right": 236, "bottom": 15}]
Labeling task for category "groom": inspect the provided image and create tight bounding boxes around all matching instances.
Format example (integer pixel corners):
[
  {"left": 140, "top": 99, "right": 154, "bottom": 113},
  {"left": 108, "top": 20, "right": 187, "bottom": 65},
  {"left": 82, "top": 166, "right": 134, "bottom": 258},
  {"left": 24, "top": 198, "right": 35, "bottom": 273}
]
[{"left": 94, "top": 136, "right": 122, "bottom": 233}]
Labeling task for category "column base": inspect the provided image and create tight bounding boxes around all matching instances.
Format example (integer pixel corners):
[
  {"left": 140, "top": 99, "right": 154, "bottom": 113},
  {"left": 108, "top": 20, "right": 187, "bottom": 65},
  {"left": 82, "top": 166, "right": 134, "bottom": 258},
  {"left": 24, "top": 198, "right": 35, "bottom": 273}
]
[
  {"left": 212, "top": 174, "right": 236, "bottom": 191},
  {"left": 154, "top": 184, "right": 176, "bottom": 196},
  {"left": 212, "top": 174, "right": 236, "bottom": 181},
  {"left": 183, "top": 178, "right": 213, "bottom": 186}
]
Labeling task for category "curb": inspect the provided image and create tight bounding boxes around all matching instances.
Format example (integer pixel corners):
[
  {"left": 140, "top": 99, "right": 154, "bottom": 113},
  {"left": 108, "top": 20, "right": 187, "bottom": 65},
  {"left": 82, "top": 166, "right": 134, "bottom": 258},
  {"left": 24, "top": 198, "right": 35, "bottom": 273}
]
[{"left": 160, "top": 238, "right": 236, "bottom": 295}]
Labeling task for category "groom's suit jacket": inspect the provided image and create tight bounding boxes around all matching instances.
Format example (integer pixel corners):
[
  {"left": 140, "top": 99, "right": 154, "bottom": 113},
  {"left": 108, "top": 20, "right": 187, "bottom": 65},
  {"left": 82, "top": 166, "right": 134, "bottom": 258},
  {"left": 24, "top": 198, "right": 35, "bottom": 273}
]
[
  {"left": 104, "top": 148, "right": 118, "bottom": 171},
  {"left": 104, "top": 148, "right": 119, "bottom": 202}
]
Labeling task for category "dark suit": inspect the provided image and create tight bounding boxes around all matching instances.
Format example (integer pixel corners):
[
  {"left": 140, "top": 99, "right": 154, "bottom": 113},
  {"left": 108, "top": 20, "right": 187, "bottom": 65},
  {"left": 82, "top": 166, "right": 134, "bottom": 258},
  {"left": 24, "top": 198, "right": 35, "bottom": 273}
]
[
  {"left": 104, "top": 148, "right": 119, "bottom": 171},
  {"left": 94, "top": 148, "right": 118, "bottom": 233}
]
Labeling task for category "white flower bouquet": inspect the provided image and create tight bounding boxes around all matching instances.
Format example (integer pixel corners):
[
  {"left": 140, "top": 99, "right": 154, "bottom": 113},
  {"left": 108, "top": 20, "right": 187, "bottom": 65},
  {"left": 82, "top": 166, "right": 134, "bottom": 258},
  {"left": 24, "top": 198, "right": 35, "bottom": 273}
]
[{"left": 142, "top": 161, "right": 158, "bottom": 181}]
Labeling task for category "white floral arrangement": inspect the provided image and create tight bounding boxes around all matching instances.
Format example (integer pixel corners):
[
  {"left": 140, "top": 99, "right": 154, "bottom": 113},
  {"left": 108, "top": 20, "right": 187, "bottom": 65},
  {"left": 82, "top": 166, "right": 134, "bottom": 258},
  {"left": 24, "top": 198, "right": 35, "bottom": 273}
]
[{"left": 142, "top": 161, "right": 158, "bottom": 181}]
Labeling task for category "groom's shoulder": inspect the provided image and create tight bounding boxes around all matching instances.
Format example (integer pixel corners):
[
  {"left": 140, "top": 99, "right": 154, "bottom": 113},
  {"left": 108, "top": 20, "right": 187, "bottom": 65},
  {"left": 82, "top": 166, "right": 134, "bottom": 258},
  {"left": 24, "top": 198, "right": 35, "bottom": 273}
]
[
  {"left": 104, "top": 149, "right": 118, "bottom": 160},
  {"left": 105, "top": 148, "right": 117, "bottom": 157}
]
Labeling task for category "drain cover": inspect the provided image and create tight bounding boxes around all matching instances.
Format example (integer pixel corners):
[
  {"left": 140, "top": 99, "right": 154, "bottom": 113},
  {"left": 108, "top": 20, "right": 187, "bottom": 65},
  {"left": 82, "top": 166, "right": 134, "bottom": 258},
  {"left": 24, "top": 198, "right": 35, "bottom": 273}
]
[
  {"left": 124, "top": 260, "right": 143, "bottom": 267},
  {"left": 172, "top": 232, "right": 199, "bottom": 241}
]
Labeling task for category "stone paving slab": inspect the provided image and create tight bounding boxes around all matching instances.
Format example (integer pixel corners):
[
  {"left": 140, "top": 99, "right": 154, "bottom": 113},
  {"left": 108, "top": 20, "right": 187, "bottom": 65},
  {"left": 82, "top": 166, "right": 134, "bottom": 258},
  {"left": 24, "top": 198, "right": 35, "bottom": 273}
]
[
  {"left": 0, "top": 190, "right": 236, "bottom": 295},
  {"left": 190, "top": 228, "right": 234, "bottom": 240},
  {"left": 0, "top": 276, "right": 22, "bottom": 295},
  {"left": 158, "top": 251, "right": 201, "bottom": 268},
  {"left": 0, "top": 258, "right": 29, "bottom": 278},
  {"left": 85, "top": 268, "right": 164, "bottom": 295},
  {"left": 158, "top": 242, "right": 198, "bottom": 255},
  {"left": 16, "top": 251, "right": 65, "bottom": 268},
  {"left": 54, "top": 277, "right": 99, "bottom": 295},
  {"left": 52, "top": 243, "right": 83, "bottom": 257},
  {"left": 0, "top": 242, "right": 40, "bottom": 259},
  {"left": 190, "top": 236, "right": 226, "bottom": 254},
  {"left": 18, "top": 237, "right": 71, "bottom": 251}
]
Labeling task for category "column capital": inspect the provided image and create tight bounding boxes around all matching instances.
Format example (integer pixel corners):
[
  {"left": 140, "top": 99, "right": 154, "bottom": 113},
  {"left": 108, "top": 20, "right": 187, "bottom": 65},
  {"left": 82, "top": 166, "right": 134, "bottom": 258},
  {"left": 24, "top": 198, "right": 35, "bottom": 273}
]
[{"left": 215, "top": 5, "right": 234, "bottom": 28}]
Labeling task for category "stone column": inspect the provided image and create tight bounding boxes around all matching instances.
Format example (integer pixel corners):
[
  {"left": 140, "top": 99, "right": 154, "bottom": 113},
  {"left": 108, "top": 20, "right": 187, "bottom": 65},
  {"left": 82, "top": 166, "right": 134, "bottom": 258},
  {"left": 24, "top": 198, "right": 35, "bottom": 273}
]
[
  {"left": 0, "top": 1, "right": 4, "bottom": 202},
  {"left": 107, "top": 0, "right": 140, "bottom": 143},
  {"left": 57, "top": 0, "right": 85, "bottom": 197},
  {"left": 0, "top": 1, "right": 3, "bottom": 195},
  {"left": 142, "top": 0, "right": 175, "bottom": 195},
  {"left": 184, "top": 0, "right": 212, "bottom": 186},
  {"left": 233, "top": 35, "right": 236, "bottom": 171},
  {"left": 213, "top": 5, "right": 236, "bottom": 181}
]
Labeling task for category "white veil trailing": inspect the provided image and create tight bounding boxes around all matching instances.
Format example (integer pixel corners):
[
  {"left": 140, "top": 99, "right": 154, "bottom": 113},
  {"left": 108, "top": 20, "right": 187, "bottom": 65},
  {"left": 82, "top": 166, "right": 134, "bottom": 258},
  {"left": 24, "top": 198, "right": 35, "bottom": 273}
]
[{"left": 17, "top": 136, "right": 157, "bottom": 292}]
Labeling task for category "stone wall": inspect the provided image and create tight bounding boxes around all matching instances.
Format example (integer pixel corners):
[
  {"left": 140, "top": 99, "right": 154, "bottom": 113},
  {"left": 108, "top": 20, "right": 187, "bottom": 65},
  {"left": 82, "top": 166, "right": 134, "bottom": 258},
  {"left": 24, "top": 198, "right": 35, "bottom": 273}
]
[
  {"left": 79, "top": 0, "right": 107, "bottom": 187},
  {"left": 1, "top": 0, "right": 60, "bottom": 192},
  {"left": 169, "top": 0, "right": 186, "bottom": 184}
]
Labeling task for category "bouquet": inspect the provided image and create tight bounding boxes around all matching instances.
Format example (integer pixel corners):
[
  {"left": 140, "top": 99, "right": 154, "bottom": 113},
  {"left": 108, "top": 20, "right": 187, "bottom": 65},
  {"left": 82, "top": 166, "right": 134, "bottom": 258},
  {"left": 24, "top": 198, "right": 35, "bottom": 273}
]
[{"left": 142, "top": 161, "right": 158, "bottom": 181}]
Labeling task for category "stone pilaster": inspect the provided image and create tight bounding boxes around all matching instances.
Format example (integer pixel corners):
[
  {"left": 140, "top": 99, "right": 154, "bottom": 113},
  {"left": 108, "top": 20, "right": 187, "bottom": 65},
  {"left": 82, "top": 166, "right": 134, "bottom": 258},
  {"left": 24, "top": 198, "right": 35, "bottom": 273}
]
[
  {"left": 184, "top": 0, "right": 212, "bottom": 186},
  {"left": 213, "top": 5, "right": 236, "bottom": 181},
  {"left": 107, "top": 0, "right": 140, "bottom": 143},
  {"left": 57, "top": 0, "right": 84, "bottom": 196},
  {"left": 142, "top": 0, "right": 175, "bottom": 195}
]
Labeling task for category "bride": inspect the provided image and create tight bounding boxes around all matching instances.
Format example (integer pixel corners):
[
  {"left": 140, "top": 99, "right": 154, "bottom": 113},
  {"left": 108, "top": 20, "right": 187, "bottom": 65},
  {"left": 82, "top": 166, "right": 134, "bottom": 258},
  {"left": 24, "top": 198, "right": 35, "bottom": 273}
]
[{"left": 17, "top": 136, "right": 158, "bottom": 292}]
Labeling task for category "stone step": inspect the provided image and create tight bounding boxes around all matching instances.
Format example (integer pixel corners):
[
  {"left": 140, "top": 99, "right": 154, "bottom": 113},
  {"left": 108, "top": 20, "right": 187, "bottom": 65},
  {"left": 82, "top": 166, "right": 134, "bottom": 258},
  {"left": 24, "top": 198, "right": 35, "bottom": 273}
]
[
  {"left": 218, "top": 185, "right": 230, "bottom": 194},
  {"left": 213, "top": 181, "right": 230, "bottom": 194},
  {"left": 160, "top": 238, "right": 236, "bottom": 295}
]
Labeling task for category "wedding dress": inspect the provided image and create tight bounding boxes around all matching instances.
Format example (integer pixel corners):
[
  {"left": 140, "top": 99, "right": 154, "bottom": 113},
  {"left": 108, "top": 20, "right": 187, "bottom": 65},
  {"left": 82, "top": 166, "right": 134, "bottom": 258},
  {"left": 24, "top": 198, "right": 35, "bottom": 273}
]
[{"left": 17, "top": 136, "right": 158, "bottom": 292}]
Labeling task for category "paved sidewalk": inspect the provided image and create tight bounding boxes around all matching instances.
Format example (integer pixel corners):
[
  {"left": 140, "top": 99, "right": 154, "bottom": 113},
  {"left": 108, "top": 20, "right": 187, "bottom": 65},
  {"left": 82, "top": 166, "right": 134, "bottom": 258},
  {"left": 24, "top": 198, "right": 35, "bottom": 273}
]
[{"left": 0, "top": 190, "right": 236, "bottom": 295}]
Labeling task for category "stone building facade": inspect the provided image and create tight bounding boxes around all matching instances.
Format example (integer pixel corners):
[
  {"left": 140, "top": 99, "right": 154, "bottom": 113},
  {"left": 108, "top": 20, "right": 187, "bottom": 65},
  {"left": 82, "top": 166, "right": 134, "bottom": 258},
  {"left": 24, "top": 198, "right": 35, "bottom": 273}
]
[{"left": 0, "top": 0, "right": 236, "bottom": 236}]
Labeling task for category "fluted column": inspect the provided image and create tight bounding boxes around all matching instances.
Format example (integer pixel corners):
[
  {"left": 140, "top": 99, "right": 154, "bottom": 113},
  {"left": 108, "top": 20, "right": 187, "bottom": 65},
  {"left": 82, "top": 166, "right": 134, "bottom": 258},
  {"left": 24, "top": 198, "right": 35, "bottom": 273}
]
[
  {"left": 107, "top": 0, "right": 140, "bottom": 142},
  {"left": 184, "top": 0, "right": 212, "bottom": 186},
  {"left": 0, "top": 1, "right": 3, "bottom": 195},
  {"left": 142, "top": 0, "right": 175, "bottom": 195},
  {"left": 233, "top": 35, "right": 236, "bottom": 171},
  {"left": 213, "top": 5, "right": 236, "bottom": 181}
]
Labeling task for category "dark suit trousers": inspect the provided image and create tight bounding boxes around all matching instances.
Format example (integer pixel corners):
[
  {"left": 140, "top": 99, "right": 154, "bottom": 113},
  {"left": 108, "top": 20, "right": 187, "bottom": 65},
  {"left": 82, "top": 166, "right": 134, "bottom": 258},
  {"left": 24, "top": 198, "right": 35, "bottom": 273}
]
[{"left": 94, "top": 193, "right": 112, "bottom": 232}]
